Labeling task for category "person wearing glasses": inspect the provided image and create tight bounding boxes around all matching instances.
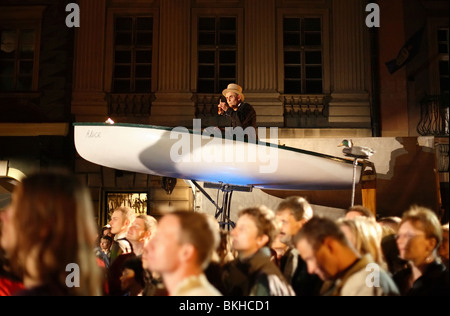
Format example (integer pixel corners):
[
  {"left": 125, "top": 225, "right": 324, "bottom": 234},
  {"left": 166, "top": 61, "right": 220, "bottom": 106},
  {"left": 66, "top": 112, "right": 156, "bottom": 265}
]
[{"left": 394, "top": 206, "right": 449, "bottom": 296}]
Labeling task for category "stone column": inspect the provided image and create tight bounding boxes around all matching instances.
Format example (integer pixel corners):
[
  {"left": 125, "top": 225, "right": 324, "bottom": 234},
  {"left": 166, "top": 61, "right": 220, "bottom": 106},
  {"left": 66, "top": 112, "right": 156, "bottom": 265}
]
[
  {"left": 328, "top": 0, "right": 371, "bottom": 127},
  {"left": 150, "top": 0, "right": 195, "bottom": 127},
  {"left": 244, "top": 0, "right": 283, "bottom": 127},
  {"left": 71, "top": 0, "right": 108, "bottom": 122}
]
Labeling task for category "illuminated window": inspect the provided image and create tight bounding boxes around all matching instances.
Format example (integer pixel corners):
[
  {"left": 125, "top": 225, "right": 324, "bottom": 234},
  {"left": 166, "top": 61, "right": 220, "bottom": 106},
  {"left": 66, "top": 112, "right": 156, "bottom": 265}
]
[{"left": 106, "top": 191, "right": 149, "bottom": 219}]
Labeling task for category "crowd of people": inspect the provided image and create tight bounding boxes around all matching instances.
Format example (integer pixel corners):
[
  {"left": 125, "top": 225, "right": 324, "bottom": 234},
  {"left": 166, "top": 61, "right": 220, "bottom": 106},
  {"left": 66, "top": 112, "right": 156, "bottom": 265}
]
[{"left": 1, "top": 170, "right": 449, "bottom": 296}]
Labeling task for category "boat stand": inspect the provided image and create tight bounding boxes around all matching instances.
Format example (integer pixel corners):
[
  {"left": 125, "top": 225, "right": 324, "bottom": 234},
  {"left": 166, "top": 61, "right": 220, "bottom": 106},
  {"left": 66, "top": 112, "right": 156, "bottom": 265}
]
[
  {"left": 351, "top": 158, "right": 359, "bottom": 207},
  {"left": 191, "top": 181, "right": 253, "bottom": 230}
]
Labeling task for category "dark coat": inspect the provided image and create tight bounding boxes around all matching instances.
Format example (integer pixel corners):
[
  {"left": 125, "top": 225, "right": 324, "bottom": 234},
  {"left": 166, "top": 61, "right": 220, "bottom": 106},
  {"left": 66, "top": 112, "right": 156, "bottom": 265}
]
[
  {"left": 221, "top": 248, "right": 295, "bottom": 296},
  {"left": 393, "top": 261, "right": 449, "bottom": 296},
  {"left": 280, "top": 248, "right": 323, "bottom": 296},
  {"left": 224, "top": 102, "right": 257, "bottom": 134}
]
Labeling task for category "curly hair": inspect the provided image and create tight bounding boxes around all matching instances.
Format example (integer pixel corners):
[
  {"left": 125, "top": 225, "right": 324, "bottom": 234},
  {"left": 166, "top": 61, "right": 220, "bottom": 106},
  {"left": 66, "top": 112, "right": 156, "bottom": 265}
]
[{"left": 238, "top": 206, "right": 278, "bottom": 247}]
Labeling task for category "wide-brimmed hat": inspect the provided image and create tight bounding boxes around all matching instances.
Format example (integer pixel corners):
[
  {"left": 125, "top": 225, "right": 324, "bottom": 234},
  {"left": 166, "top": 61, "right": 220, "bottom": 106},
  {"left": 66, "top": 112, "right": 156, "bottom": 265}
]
[{"left": 222, "top": 83, "right": 245, "bottom": 101}]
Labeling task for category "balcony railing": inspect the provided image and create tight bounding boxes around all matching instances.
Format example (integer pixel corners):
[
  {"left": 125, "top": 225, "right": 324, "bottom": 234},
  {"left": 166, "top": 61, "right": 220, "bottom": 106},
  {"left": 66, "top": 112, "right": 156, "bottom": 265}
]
[
  {"left": 417, "top": 94, "right": 449, "bottom": 137},
  {"left": 106, "top": 93, "right": 154, "bottom": 117},
  {"left": 193, "top": 93, "right": 331, "bottom": 128},
  {"left": 283, "top": 94, "right": 330, "bottom": 128}
]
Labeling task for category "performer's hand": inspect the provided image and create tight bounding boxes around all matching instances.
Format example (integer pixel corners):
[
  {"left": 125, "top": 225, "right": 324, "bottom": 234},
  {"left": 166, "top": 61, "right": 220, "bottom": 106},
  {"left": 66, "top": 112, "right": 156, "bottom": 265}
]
[{"left": 218, "top": 101, "right": 229, "bottom": 115}]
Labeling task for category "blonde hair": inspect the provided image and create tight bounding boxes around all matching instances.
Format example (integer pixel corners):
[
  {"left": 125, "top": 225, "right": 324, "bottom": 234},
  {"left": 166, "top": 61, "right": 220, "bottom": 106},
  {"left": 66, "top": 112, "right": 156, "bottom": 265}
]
[
  {"left": 136, "top": 214, "right": 158, "bottom": 238},
  {"left": 111, "top": 206, "right": 136, "bottom": 226},
  {"left": 338, "top": 216, "right": 385, "bottom": 268},
  {"left": 400, "top": 205, "right": 442, "bottom": 250}
]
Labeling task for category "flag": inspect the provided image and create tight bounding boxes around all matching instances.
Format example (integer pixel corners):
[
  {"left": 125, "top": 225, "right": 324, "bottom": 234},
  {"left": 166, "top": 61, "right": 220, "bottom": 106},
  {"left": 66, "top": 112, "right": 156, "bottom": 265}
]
[{"left": 385, "top": 26, "right": 425, "bottom": 74}]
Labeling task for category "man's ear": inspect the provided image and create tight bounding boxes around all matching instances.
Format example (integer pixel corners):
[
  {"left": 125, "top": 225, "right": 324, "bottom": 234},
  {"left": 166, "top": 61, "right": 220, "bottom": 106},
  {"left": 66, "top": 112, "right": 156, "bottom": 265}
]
[
  {"left": 296, "top": 218, "right": 308, "bottom": 231},
  {"left": 322, "top": 237, "right": 335, "bottom": 254},
  {"left": 180, "top": 243, "right": 196, "bottom": 262},
  {"left": 143, "top": 230, "right": 152, "bottom": 241},
  {"left": 257, "top": 234, "right": 269, "bottom": 248},
  {"left": 426, "top": 237, "right": 437, "bottom": 253}
]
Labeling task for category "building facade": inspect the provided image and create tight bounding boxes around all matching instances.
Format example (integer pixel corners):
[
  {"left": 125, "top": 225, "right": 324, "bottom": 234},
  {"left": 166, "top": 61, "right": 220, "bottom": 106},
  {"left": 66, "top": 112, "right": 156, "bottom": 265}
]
[{"left": 1, "top": 0, "right": 448, "bottom": 223}]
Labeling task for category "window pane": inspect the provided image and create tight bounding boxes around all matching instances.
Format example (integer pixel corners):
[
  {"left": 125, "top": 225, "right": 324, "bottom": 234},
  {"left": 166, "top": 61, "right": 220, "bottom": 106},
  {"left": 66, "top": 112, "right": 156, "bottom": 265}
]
[
  {"left": 136, "top": 50, "right": 152, "bottom": 63},
  {"left": 114, "top": 80, "right": 131, "bottom": 92},
  {"left": 439, "top": 60, "right": 449, "bottom": 76},
  {"left": 305, "top": 51, "right": 322, "bottom": 64},
  {"left": 304, "top": 18, "right": 321, "bottom": 32},
  {"left": 220, "top": 50, "right": 236, "bottom": 64},
  {"left": 116, "top": 18, "right": 132, "bottom": 31},
  {"left": 438, "top": 29, "right": 448, "bottom": 42},
  {"left": 284, "top": 33, "right": 301, "bottom": 47},
  {"left": 219, "top": 32, "right": 236, "bottom": 46},
  {"left": 197, "top": 16, "right": 238, "bottom": 94},
  {"left": 0, "top": 61, "right": 14, "bottom": 76},
  {"left": 304, "top": 33, "right": 322, "bottom": 46},
  {"left": 284, "top": 80, "right": 301, "bottom": 94},
  {"left": 440, "top": 78, "right": 449, "bottom": 93},
  {"left": 136, "top": 32, "right": 152, "bottom": 46},
  {"left": 219, "top": 80, "right": 231, "bottom": 92},
  {"left": 284, "top": 18, "right": 301, "bottom": 32},
  {"left": 197, "top": 79, "right": 214, "bottom": 93},
  {"left": 19, "top": 29, "right": 35, "bottom": 58},
  {"left": 135, "top": 79, "right": 151, "bottom": 92},
  {"left": 220, "top": 18, "right": 236, "bottom": 31},
  {"left": 1, "top": 30, "right": 17, "bottom": 55},
  {"left": 0, "top": 48, "right": 15, "bottom": 59},
  {"left": 285, "top": 66, "right": 301, "bottom": 79},
  {"left": 20, "top": 29, "right": 35, "bottom": 44},
  {"left": 114, "top": 65, "right": 131, "bottom": 78},
  {"left": 17, "top": 76, "right": 32, "bottom": 90},
  {"left": 284, "top": 51, "right": 301, "bottom": 64},
  {"left": 135, "top": 65, "right": 151, "bottom": 78},
  {"left": 306, "top": 80, "right": 323, "bottom": 93},
  {"left": 306, "top": 66, "right": 322, "bottom": 79},
  {"left": 115, "top": 32, "right": 132, "bottom": 46},
  {"left": 19, "top": 61, "right": 33, "bottom": 75},
  {"left": 199, "top": 32, "right": 215, "bottom": 46},
  {"left": 283, "top": 16, "right": 323, "bottom": 94},
  {"left": 137, "top": 18, "right": 153, "bottom": 31},
  {"left": 115, "top": 50, "right": 132, "bottom": 63},
  {"left": 199, "top": 51, "right": 215, "bottom": 63},
  {"left": 439, "top": 44, "right": 448, "bottom": 54},
  {"left": 219, "top": 65, "right": 235, "bottom": 78},
  {"left": 198, "top": 65, "right": 215, "bottom": 78},
  {"left": 0, "top": 77, "right": 14, "bottom": 91},
  {"left": 199, "top": 18, "right": 215, "bottom": 31}
]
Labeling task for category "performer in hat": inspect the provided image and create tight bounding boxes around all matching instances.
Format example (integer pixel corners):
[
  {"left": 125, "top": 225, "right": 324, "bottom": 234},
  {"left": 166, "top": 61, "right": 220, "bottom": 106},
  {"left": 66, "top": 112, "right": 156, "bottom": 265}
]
[{"left": 218, "top": 83, "right": 257, "bottom": 140}]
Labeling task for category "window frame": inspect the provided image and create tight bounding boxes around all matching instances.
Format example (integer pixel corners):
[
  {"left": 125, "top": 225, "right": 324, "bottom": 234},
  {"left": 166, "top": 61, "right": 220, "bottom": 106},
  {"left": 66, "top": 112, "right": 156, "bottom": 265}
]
[
  {"left": 0, "top": 6, "right": 44, "bottom": 93},
  {"left": 277, "top": 8, "right": 330, "bottom": 95},
  {"left": 427, "top": 18, "right": 449, "bottom": 95},
  {"left": 101, "top": 189, "right": 150, "bottom": 226},
  {"left": 104, "top": 7, "right": 159, "bottom": 94},
  {"left": 191, "top": 8, "right": 244, "bottom": 94}
]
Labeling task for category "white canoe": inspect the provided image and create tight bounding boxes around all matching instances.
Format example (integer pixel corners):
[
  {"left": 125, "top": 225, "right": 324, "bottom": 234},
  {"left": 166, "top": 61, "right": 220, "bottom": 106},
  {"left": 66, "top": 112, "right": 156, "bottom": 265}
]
[{"left": 74, "top": 123, "right": 362, "bottom": 190}]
